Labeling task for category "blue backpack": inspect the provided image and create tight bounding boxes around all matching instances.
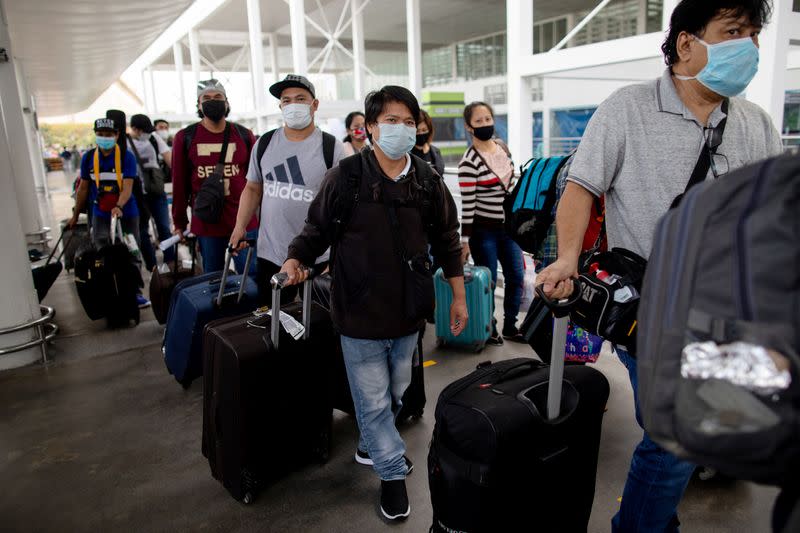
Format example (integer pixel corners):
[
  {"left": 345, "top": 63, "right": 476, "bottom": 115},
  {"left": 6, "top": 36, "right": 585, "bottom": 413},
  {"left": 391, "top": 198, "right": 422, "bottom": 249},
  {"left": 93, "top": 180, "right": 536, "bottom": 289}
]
[{"left": 503, "top": 155, "right": 572, "bottom": 254}]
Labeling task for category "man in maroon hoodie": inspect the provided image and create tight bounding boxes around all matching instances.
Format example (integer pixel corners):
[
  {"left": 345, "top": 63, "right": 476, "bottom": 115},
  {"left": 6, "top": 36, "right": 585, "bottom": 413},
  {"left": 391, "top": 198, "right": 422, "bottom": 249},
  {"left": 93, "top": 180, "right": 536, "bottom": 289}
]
[{"left": 171, "top": 79, "right": 258, "bottom": 273}]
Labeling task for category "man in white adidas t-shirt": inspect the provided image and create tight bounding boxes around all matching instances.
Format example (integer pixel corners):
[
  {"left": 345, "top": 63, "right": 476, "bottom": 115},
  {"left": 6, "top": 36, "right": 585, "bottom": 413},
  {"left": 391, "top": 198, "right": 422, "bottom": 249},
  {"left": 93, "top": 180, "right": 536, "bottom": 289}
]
[{"left": 230, "top": 74, "right": 345, "bottom": 302}]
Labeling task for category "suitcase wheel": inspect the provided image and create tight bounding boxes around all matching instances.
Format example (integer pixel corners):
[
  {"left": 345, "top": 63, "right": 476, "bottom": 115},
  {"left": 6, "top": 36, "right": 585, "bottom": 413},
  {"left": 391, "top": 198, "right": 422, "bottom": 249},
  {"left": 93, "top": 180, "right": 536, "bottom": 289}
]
[
  {"left": 436, "top": 337, "right": 444, "bottom": 348},
  {"left": 242, "top": 492, "right": 253, "bottom": 505},
  {"left": 473, "top": 342, "right": 484, "bottom": 353}
]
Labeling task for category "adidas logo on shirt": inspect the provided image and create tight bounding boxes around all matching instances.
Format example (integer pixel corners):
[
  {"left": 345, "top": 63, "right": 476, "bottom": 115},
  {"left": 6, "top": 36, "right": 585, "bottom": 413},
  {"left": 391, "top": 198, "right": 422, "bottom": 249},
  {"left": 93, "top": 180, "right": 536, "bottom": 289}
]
[{"left": 263, "top": 155, "right": 314, "bottom": 202}]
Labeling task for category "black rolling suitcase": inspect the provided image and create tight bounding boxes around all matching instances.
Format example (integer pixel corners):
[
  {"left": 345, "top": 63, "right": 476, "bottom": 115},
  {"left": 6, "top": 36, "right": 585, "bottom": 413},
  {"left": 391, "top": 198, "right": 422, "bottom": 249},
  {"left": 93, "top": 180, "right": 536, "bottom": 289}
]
[
  {"left": 202, "top": 272, "right": 335, "bottom": 504},
  {"left": 428, "top": 289, "right": 610, "bottom": 533},
  {"left": 74, "top": 218, "right": 142, "bottom": 326},
  {"left": 311, "top": 274, "right": 427, "bottom": 420}
]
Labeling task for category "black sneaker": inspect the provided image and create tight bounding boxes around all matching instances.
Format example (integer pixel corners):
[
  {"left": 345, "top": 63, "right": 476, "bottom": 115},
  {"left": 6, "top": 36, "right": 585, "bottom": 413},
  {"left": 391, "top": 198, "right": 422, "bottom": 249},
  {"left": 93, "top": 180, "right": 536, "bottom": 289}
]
[
  {"left": 380, "top": 479, "right": 410, "bottom": 521},
  {"left": 486, "top": 333, "right": 504, "bottom": 346},
  {"left": 355, "top": 450, "right": 414, "bottom": 474},
  {"left": 502, "top": 326, "right": 526, "bottom": 343}
]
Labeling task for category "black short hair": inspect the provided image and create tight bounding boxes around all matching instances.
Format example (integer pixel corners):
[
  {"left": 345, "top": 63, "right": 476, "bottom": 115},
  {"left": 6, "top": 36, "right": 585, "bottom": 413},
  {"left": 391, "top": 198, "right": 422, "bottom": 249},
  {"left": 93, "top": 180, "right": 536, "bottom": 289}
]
[
  {"left": 154, "top": 119, "right": 169, "bottom": 127},
  {"left": 364, "top": 86, "right": 420, "bottom": 126},
  {"left": 662, "top": 0, "right": 772, "bottom": 67},
  {"left": 463, "top": 101, "right": 494, "bottom": 127}
]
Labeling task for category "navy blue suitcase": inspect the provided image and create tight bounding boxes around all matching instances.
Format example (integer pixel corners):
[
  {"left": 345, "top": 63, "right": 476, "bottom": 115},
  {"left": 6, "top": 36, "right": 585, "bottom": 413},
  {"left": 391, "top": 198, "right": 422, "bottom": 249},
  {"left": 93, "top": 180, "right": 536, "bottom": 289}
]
[{"left": 163, "top": 245, "right": 258, "bottom": 388}]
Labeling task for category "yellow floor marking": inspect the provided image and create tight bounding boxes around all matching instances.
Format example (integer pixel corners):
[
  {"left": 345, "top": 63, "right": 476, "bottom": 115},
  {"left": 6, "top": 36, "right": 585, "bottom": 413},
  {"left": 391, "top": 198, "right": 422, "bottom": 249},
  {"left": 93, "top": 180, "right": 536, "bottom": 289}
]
[
  {"left": 617, "top": 497, "right": 623, "bottom": 503},
  {"left": 423, "top": 360, "right": 438, "bottom": 368}
]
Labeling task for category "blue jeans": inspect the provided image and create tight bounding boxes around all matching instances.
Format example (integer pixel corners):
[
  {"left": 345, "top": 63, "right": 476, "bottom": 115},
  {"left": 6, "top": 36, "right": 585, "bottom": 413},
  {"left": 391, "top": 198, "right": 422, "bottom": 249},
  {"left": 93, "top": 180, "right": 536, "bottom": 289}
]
[
  {"left": 469, "top": 226, "right": 524, "bottom": 329},
  {"left": 340, "top": 332, "right": 418, "bottom": 481},
  {"left": 198, "top": 229, "right": 258, "bottom": 274},
  {"left": 138, "top": 193, "right": 175, "bottom": 270},
  {"left": 612, "top": 348, "right": 695, "bottom": 533},
  {"left": 146, "top": 193, "right": 175, "bottom": 264}
]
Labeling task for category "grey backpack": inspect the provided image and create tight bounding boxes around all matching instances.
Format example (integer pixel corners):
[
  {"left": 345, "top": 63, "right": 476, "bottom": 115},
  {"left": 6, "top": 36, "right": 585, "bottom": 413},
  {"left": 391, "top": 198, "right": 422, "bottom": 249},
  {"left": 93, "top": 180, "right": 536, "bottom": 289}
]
[{"left": 637, "top": 154, "right": 800, "bottom": 486}]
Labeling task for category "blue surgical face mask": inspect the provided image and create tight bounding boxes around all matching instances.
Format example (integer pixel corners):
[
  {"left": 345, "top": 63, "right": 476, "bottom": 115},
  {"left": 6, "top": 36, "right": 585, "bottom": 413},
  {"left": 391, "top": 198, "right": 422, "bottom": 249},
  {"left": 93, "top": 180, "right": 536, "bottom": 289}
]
[
  {"left": 96, "top": 136, "right": 117, "bottom": 151},
  {"left": 675, "top": 36, "right": 759, "bottom": 97},
  {"left": 375, "top": 123, "right": 416, "bottom": 160}
]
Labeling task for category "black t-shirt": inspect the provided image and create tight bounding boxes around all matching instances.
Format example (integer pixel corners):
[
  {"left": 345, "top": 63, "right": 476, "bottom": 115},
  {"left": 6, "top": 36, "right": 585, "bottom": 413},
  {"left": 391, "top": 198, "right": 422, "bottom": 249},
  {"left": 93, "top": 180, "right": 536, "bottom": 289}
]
[{"left": 411, "top": 146, "right": 433, "bottom": 165}]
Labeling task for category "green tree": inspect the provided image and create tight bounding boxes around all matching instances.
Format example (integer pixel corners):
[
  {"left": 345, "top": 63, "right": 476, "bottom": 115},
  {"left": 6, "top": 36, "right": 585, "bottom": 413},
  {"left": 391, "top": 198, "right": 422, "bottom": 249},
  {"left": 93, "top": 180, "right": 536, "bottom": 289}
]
[{"left": 40, "top": 123, "right": 95, "bottom": 150}]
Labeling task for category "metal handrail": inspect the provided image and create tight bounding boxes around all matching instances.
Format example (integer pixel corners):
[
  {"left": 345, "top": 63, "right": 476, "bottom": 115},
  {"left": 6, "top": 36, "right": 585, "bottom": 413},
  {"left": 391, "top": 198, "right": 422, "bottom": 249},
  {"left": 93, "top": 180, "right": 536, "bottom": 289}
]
[{"left": 0, "top": 305, "right": 58, "bottom": 364}]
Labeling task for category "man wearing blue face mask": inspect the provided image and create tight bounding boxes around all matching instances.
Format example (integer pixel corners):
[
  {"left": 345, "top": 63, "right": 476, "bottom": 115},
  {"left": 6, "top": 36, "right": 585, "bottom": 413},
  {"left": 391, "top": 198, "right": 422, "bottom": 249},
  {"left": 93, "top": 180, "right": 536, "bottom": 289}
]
[
  {"left": 231, "top": 74, "right": 344, "bottom": 303},
  {"left": 537, "top": 1, "right": 783, "bottom": 532},
  {"left": 281, "top": 86, "right": 468, "bottom": 523}
]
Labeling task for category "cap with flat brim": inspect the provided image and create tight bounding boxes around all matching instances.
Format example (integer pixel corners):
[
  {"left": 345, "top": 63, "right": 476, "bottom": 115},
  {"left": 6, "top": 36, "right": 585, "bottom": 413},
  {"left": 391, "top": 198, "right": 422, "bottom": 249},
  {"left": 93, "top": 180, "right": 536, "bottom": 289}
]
[
  {"left": 269, "top": 74, "right": 316, "bottom": 99},
  {"left": 94, "top": 118, "right": 116, "bottom": 132}
]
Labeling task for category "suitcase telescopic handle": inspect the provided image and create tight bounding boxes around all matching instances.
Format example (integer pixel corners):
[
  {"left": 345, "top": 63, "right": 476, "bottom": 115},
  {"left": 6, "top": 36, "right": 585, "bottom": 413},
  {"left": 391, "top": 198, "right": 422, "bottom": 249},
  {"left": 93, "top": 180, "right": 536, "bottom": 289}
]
[
  {"left": 269, "top": 268, "right": 316, "bottom": 349},
  {"left": 216, "top": 239, "right": 257, "bottom": 307},
  {"left": 533, "top": 280, "right": 581, "bottom": 421},
  {"left": 533, "top": 279, "right": 581, "bottom": 319}
]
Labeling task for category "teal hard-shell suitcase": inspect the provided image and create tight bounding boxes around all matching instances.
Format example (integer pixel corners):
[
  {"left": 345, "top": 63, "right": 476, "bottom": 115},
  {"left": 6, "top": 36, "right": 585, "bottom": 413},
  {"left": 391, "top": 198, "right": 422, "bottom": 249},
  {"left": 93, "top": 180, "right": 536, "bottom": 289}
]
[{"left": 434, "top": 265, "right": 494, "bottom": 352}]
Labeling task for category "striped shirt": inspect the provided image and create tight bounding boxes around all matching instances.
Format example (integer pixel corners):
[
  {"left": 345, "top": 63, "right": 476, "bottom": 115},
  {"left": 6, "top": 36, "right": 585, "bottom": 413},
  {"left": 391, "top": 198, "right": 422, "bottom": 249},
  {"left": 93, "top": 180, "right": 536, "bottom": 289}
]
[{"left": 457, "top": 144, "right": 513, "bottom": 237}]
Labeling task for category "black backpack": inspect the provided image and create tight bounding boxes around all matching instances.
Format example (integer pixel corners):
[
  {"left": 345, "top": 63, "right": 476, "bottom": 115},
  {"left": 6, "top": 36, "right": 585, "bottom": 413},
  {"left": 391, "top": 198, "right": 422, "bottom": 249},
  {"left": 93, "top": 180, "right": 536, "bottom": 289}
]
[
  {"left": 329, "top": 151, "right": 441, "bottom": 248},
  {"left": 638, "top": 154, "right": 800, "bottom": 486},
  {"left": 252, "top": 128, "right": 336, "bottom": 177}
]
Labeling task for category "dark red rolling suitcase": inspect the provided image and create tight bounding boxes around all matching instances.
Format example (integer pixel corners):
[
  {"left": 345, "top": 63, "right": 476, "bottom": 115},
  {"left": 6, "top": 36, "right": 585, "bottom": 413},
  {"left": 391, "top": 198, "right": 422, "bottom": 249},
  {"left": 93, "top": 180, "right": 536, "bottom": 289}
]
[
  {"left": 149, "top": 240, "right": 200, "bottom": 325},
  {"left": 201, "top": 273, "right": 335, "bottom": 504},
  {"left": 428, "top": 289, "right": 610, "bottom": 533}
]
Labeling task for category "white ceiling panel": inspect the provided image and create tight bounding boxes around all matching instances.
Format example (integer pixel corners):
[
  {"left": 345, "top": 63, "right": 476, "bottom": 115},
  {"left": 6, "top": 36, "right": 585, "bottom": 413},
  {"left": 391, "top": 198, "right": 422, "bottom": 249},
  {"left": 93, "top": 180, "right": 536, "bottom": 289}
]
[{"left": 4, "top": 0, "right": 195, "bottom": 116}]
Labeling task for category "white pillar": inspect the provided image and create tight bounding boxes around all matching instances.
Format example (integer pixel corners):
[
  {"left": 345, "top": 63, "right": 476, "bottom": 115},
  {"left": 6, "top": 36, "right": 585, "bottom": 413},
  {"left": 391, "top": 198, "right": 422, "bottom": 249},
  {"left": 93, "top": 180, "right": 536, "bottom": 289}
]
[
  {"left": 405, "top": 0, "right": 422, "bottom": 97},
  {"left": 0, "top": 18, "right": 44, "bottom": 242},
  {"left": 268, "top": 32, "right": 280, "bottom": 84},
  {"left": 188, "top": 29, "right": 202, "bottom": 89},
  {"left": 507, "top": 0, "right": 534, "bottom": 164},
  {"left": 148, "top": 67, "right": 158, "bottom": 113},
  {"left": 0, "top": 71, "right": 45, "bottom": 370},
  {"left": 141, "top": 69, "right": 152, "bottom": 113},
  {"left": 662, "top": 0, "right": 679, "bottom": 32},
  {"left": 636, "top": 0, "right": 647, "bottom": 35},
  {"left": 351, "top": 0, "right": 366, "bottom": 101},
  {"left": 173, "top": 42, "right": 188, "bottom": 114},
  {"left": 289, "top": 0, "right": 308, "bottom": 75},
  {"left": 246, "top": 0, "right": 268, "bottom": 133},
  {"left": 747, "top": 0, "right": 791, "bottom": 134}
]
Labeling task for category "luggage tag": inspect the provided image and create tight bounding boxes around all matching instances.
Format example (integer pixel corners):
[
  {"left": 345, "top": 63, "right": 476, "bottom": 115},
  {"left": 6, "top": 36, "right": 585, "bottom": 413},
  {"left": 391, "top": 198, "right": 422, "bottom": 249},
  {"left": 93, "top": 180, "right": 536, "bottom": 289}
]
[{"left": 249, "top": 308, "right": 305, "bottom": 340}]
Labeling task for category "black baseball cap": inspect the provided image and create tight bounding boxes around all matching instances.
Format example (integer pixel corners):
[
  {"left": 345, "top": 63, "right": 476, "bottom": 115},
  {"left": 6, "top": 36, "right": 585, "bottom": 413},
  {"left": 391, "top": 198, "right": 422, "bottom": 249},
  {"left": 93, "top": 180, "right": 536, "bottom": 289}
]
[
  {"left": 94, "top": 118, "right": 116, "bottom": 132},
  {"left": 130, "top": 114, "right": 154, "bottom": 133},
  {"left": 269, "top": 74, "right": 316, "bottom": 99}
]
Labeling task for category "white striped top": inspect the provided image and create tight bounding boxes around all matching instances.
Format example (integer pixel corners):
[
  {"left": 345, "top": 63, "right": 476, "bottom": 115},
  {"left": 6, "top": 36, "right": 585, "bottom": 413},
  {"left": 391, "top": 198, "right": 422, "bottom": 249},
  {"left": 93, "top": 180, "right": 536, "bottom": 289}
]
[{"left": 457, "top": 144, "right": 513, "bottom": 237}]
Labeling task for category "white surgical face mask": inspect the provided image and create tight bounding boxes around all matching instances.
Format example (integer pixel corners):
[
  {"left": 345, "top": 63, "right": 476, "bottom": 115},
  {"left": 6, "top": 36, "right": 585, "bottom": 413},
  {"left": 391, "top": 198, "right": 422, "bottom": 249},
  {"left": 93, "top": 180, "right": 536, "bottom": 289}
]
[
  {"left": 282, "top": 103, "right": 313, "bottom": 130},
  {"left": 138, "top": 131, "right": 150, "bottom": 140},
  {"left": 156, "top": 130, "right": 169, "bottom": 141}
]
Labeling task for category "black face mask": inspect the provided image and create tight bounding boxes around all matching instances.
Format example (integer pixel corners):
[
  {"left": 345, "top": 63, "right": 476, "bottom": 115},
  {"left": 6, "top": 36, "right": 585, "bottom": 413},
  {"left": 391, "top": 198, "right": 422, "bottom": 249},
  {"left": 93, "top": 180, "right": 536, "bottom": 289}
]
[
  {"left": 415, "top": 133, "right": 430, "bottom": 147},
  {"left": 201, "top": 100, "right": 227, "bottom": 122},
  {"left": 472, "top": 125, "right": 494, "bottom": 141}
]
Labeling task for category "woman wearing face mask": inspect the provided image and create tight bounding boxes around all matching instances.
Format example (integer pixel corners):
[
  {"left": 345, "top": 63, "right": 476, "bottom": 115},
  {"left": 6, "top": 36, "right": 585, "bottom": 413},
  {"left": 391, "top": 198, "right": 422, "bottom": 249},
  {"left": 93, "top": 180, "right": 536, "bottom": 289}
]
[
  {"left": 411, "top": 109, "right": 444, "bottom": 176},
  {"left": 342, "top": 111, "right": 369, "bottom": 156},
  {"left": 458, "top": 101, "right": 524, "bottom": 345}
]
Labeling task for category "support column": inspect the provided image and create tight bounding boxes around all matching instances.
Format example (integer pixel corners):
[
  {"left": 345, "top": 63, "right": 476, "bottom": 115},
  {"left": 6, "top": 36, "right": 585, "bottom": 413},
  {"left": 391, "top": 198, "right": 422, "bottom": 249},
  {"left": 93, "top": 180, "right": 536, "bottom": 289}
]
[
  {"left": 351, "top": 0, "right": 366, "bottom": 101},
  {"left": 747, "top": 0, "right": 791, "bottom": 133},
  {"left": 662, "top": 0, "right": 679, "bottom": 31},
  {"left": 141, "top": 69, "right": 152, "bottom": 113},
  {"left": 0, "top": 16, "right": 44, "bottom": 243},
  {"left": 636, "top": 0, "right": 647, "bottom": 35},
  {"left": 188, "top": 29, "right": 202, "bottom": 89},
  {"left": 173, "top": 42, "right": 188, "bottom": 114},
  {"left": 289, "top": 0, "right": 308, "bottom": 75},
  {"left": 247, "top": 0, "right": 267, "bottom": 133},
  {"left": 0, "top": 70, "right": 45, "bottom": 370},
  {"left": 148, "top": 67, "right": 158, "bottom": 113},
  {"left": 405, "top": 0, "right": 422, "bottom": 97},
  {"left": 506, "top": 0, "right": 534, "bottom": 164},
  {"left": 268, "top": 32, "right": 280, "bottom": 84}
]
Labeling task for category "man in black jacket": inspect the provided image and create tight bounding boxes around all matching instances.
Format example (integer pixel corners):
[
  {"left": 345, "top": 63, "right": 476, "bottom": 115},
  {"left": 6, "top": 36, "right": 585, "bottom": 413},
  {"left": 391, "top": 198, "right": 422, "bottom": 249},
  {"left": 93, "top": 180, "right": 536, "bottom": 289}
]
[{"left": 282, "top": 86, "right": 467, "bottom": 522}]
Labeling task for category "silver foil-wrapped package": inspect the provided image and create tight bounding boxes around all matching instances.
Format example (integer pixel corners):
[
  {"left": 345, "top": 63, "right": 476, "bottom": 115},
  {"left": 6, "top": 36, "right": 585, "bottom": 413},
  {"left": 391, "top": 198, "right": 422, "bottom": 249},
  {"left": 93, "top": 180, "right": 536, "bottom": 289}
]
[{"left": 681, "top": 341, "right": 792, "bottom": 395}]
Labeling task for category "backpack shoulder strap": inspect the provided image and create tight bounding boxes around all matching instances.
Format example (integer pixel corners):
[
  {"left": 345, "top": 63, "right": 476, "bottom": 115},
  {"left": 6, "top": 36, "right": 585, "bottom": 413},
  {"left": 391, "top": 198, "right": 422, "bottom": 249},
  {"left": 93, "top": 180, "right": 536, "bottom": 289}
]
[
  {"left": 411, "top": 155, "right": 441, "bottom": 235},
  {"left": 255, "top": 129, "right": 277, "bottom": 179},
  {"left": 182, "top": 123, "right": 199, "bottom": 161},
  {"left": 322, "top": 132, "right": 336, "bottom": 170},
  {"left": 232, "top": 122, "right": 253, "bottom": 152},
  {"left": 330, "top": 154, "right": 364, "bottom": 244}
]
